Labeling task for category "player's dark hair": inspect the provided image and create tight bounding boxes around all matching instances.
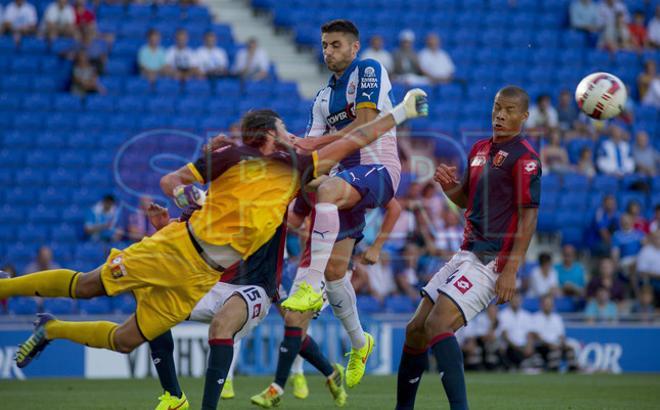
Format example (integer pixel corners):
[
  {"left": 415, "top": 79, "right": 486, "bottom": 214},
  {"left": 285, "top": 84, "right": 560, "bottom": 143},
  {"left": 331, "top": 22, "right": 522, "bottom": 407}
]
[
  {"left": 497, "top": 85, "right": 529, "bottom": 112},
  {"left": 538, "top": 252, "right": 552, "bottom": 266},
  {"left": 321, "top": 19, "right": 359, "bottom": 40},
  {"left": 241, "top": 109, "right": 281, "bottom": 149},
  {"left": 102, "top": 194, "right": 115, "bottom": 204}
]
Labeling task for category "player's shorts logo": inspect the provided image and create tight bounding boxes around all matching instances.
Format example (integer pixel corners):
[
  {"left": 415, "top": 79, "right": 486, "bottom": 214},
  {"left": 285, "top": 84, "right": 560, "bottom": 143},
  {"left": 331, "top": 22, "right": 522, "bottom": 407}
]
[
  {"left": 453, "top": 275, "right": 473, "bottom": 294},
  {"left": 109, "top": 255, "right": 127, "bottom": 279},
  {"left": 252, "top": 303, "right": 262, "bottom": 319}
]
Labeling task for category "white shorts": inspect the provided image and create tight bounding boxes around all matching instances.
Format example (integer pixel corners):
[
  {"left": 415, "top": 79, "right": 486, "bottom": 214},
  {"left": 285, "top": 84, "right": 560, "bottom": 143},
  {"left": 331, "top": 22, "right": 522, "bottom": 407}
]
[
  {"left": 189, "top": 282, "right": 272, "bottom": 340},
  {"left": 421, "top": 251, "right": 497, "bottom": 324}
]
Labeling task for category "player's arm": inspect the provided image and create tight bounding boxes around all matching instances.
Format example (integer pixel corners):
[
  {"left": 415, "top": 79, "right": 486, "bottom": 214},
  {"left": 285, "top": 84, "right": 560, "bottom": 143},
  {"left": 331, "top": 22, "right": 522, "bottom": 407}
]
[
  {"left": 314, "top": 89, "right": 428, "bottom": 175},
  {"left": 363, "top": 198, "right": 402, "bottom": 265},
  {"left": 434, "top": 164, "right": 468, "bottom": 208},
  {"left": 296, "top": 109, "right": 378, "bottom": 152}
]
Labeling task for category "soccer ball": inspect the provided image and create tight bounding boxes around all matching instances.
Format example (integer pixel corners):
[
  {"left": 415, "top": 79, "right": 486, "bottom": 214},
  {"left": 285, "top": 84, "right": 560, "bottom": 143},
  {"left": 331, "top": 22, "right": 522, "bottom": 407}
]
[{"left": 575, "top": 72, "right": 627, "bottom": 120}]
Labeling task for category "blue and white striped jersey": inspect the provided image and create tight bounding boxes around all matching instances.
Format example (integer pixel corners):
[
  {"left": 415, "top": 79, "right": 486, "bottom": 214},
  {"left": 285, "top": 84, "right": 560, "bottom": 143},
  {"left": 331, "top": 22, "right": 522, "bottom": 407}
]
[{"left": 305, "top": 58, "right": 401, "bottom": 191}]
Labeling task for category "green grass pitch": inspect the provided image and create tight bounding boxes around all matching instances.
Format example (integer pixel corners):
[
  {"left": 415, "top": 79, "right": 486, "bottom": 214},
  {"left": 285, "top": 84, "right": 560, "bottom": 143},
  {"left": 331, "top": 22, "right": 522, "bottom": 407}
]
[{"left": 2, "top": 373, "right": 659, "bottom": 409}]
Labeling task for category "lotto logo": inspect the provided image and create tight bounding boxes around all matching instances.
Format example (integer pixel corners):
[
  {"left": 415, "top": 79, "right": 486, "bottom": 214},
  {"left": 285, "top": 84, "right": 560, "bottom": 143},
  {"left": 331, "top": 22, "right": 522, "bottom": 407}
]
[{"left": 453, "top": 275, "right": 473, "bottom": 294}]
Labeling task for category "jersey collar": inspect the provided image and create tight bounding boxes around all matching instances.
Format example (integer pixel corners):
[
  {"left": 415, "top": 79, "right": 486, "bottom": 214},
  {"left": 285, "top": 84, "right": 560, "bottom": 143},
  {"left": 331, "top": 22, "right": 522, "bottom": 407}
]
[
  {"left": 327, "top": 59, "right": 358, "bottom": 88},
  {"left": 490, "top": 134, "right": 523, "bottom": 148}
]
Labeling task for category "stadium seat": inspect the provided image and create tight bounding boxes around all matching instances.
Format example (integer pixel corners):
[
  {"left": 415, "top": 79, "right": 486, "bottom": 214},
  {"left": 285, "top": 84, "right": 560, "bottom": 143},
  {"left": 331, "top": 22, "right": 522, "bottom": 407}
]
[
  {"left": 591, "top": 174, "right": 619, "bottom": 193},
  {"left": 384, "top": 295, "right": 415, "bottom": 313},
  {"left": 8, "top": 297, "right": 39, "bottom": 315},
  {"left": 78, "top": 298, "right": 113, "bottom": 315},
  {"left": 356, "top": 295, "right": 382, "bottom": 314},
  {"left": 43, "top": 298, "right": 77, "bottom": 315}
]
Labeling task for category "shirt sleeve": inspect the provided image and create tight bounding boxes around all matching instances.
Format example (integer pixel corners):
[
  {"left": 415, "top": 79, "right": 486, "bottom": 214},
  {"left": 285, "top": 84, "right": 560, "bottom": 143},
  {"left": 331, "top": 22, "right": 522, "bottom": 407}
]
[
  {"left": 186, "top": 144, "right": 237, "bottom": 184},
  {"left": 512, "top": 151, "right": 542, "bottom": 208},
  {"left": 355, "top": 59, "right": 385, "bottom": 111},
  {"left": 305, "top": 89, "right": 327, "bottom": 137},
  {"left": 292, "top": 191, "right": 313, "bottom": 217}
]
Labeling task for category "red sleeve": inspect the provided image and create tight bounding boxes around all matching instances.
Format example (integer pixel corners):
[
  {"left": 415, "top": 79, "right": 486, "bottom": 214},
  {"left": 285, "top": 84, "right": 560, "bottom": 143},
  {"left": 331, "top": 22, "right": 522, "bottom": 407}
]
[{"left": 512, "top": 152, "right": 542, "bottom": 208}]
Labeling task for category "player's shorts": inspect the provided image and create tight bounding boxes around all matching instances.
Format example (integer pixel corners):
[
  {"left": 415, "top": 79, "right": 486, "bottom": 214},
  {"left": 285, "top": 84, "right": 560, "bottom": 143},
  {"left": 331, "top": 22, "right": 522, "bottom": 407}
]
[
  {"left": 334, "top": 164, "right": 394, "bottom": 242},
  {"left": 421, "top": 250, "right": 497, "bottom": 324},
  {"left": 188, "top": 282, "right": 271, "bottom": 340},
  {"left": 100, "top": 221, "right": 221, "bottom": 340}
]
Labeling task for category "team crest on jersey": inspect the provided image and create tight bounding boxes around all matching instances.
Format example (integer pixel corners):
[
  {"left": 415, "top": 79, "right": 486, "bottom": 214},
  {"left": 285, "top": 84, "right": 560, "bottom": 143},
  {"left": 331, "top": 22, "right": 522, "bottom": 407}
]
[
  {"left": 493, "top": 150, "right": 509, "bottom": 167},
  {"left": 109, "top": 255, "right": 127, "bottom": 279},
  {"left": 471, "top": 155, "right": 487, "bottom": 167},
  {"left": 348, "top": 82, "right": 356, "bottom": 95},
  {"left": 363, "top": 66, "right": 376, "bottom": 77},
  {"left": 523, "top": 160, "right": 538, "bottom": 175},
  {"left": 453, "top": 275, "right": 473, "bottom": 294}
]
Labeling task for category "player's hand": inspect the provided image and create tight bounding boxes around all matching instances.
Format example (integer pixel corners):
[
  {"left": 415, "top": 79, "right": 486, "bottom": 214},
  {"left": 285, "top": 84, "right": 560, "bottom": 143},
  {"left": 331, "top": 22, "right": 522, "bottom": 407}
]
[
  {"left": 294, "top": 136, "right": 323, "bottom": 153},
  {"left": 392, "top": 88, "right": 429, "bottom": 125},
  {"left": 362, "top": 246, "right": 381, "bottom": 265},
  {"left": 494, "top": 271, "right": 516, "bottom": 305},
  {"left": 172, "top": 184, "right": 206, "bottom": 209},
  {"left": 433, "top": 164, "right": 460, "bottom": 190},
  {"left": 147, "top": 203, "right": 170, "bottom": 231}
]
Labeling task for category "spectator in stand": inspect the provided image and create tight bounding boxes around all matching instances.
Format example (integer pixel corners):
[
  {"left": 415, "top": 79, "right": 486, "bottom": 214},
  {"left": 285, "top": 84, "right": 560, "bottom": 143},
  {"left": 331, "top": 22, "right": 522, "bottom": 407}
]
[
  {"left": 363, "top": 251, "right": 397, "bottom": 302},
  {"left": 420, "top": 182, "right": 445, "bottom": 230},
  {"left": 395, "top": 244, "right": 422, "bottom": 302},
  {"left": 650, "top": 205, "right": 660, "bottom": 232},
  {"left": 166, "top": 28, "right": 202, "bottom": 81},
  {"left": 637, "top": 230, "right": 660, "bottom": 286},
  {"left": 84, "top": 194, "right": 121, "bottom": 242},
  {"left": 632, "top": 286, "right": 656, "bottom": 322},
  {"left": 73, "top": 0, "right": 94, "bottom": 35},
  {"left": 66, "top": 23, "right": 111, "bottom": 74},
  {"left": 632, "top": 131, "right": 658, "bottom": 177},
  {"left": 418, "top": 33, "right": 455, "bottom": 84},
  {"left": 126, "top": 195, "right": 157, "bottom": 242},
  {"left": 24, "top": 246, "right": 61, "bottom": 274},
  {"left": 576, "top": 146, "right": 596, "bottom": 178},
  {"left": 585, "top": 286, "right": 619, "bottom": 323},
  {"left": 430, "top": 210, "right": 463, "bottom": 261},
  {"left": 361, "top": 34, "right": 393, "bottom": 72},
  {"left": 527, "top": 253, "right": 560, "bottom": 298},
  {"left": 1, "top": 0, "right": 37, "bottom": 42},
  {"left": 570, "top": 0, "right": 602, "bottom": 42},
  {"left": 43, "top": 0, "right": 76, "bottom": 41},
  {"left": 138, "top": 29, "right": 169, "bottom": 83},
  {"left": 593, "top": 194, "right": 620, "bottom": 255},
  {"left": 627, "top": 200, "right": 649, "bottom": 234},
  {"left": 557, "top": 89, "right": 580, "bottom": 133},
  {"left": 638, "top": 60, "right": 657, "bottom": 103},
  {"left": 598, "top": 0, "right": 629, "bottom": 29},
  {"left": 586, "top": 257, "right": 626, "bottom": 302},
  {"left": 629, "top": 11, "right": 648, "bottom": 49},
  {"left": 540, "top": 130, "right": 570, "bottom": 174},
  {"left": 461, "top": 305, "right": 501, "bottom": 371},
  {"left": 601, "top": 12, "right": 635, "bottom": 51},
  {"left": 71, "top": 51, "right": 105, "bottom": 96},
  {"left": 497, "top": 292, "right": 535, "bottom": 370},
  {"left": 232, "top": 37, "right": 270, "bottom": 81},
  {"left": 649, "top": 5, "right": 660, "bottom": 49},
  {"left": 196, "top": 31, "right": 228, "bottom": 78},
  {"left": 527, "top": 94, "right": 559, "bottom": 133},
  {"left": 641, "top": 72, "right": 660, "bottom": 108},
  {"left": 555, "top": 244, "right": 587, "bottom": 297},
  {"left": 596, "top": 125, "right": 635, "bottom": 176},
  {"left": 531, "top": 295, "right": 578, "bottom": 372},
  {"left": 384, "top": 184, "right": 419, "bottom": 254},
  {"left": 392, "top": 29, "right": 425, "bottom": 86},
  {"left": 612, "top": 213, "right": 645, "bottom": 272}
]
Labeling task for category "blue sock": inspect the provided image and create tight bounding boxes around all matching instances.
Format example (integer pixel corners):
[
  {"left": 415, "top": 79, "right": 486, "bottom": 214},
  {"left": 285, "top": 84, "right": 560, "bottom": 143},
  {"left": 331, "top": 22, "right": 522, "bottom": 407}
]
[
  {"left": 299, "top": 335, "right": 334, "bottom": 377},
  {"left": 274, "top": 327, "right": 303, "bottom": 388},
  {"left": 430, "top": 333, "right": 468, "bottom": 410},
  {"left": 149, "top": 330, "right": 182, "bottom": 398},
  {"left": 396, "top": 345, "right": 428, "bottom": 410},
  {"left": 202, "top": 338, "right": 233, "bottom": 410}
]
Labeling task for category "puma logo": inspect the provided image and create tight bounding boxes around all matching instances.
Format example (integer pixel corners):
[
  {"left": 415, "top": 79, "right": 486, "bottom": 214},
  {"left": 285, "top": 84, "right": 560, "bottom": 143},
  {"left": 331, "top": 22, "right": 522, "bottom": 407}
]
[
  {"left": 313, "top": 229, "right": 330, "bottom": 238},
  {"left": 362, "top": 91, "right": 374, "bottom": 100},
  {"left": 349, "top": 172, "right": 359, "bottom": 182}
]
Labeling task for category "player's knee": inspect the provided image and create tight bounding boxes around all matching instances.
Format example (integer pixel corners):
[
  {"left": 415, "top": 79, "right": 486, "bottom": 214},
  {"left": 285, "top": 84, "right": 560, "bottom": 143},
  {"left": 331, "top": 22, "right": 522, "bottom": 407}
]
[
  {"left": 113, "top": 335, "right": 139, "bottom": 354},
  {"left": 75, "top": 270, "right": 105, "bottom": 299},
  {"left": 284, "top": 311, "right": 309, "bottom": 329},
  {"left": 423, "top": 315, "right": 452, "bottom": 339},
  {"left": 405, "top": 318, "right": 425, "bottom": 339},
  {"left": 316, "top": 178, "right": 343, "bottom": 204}
]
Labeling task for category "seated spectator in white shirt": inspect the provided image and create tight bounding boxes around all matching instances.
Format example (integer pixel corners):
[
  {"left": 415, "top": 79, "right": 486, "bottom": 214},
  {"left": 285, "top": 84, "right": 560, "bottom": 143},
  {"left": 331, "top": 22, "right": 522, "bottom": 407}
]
[
  {"left": 2, "top": 0, "right": 37, "bottom": 41},
  {"left": 166, "top": 28, "right": 202, "bottom": 81},
  {"left": 233, "top": 37, "right": 269, "bottom": 81},
  {"left": 649, "top": 5, "right": 660, "bottom": 49},
  {"left": 632, "top": 131, "right": 658, "bottom": 176},
  {"left": 430, "top": 210, "right": 463, "bottom": 261},
  {"left": 540, "top": 130, "right": 571, "bottom": 174},
  {"left": 24, "top": 246, "right": 61, "bottom": 274},
  {"left": 364, "top": 251, "right": 397, "bottom": 302},
  {"left": 43, "top": 0, "right": 75, "bottom": 41},
  {"left": 531, "top": 295, "right": 578, "bottom": 371},
  {"left": 461, "top": 305, "right": 501, "bottom": 371},
  {"left": 596, "top": 125, "right": 635, "bottom": 176},
  {"left": 527, "top": 94, "right": 559, "bottom": 132},
  {"left": 361, "top": 35, "right": 393, "bottom": 72},
  {"left": 637, "top": 230, "right": 660, "bottom": 285},
  {"left": 392, "top": 30, "right": 426, "bottom": 86},
  {"left": 600, "top": 12, "right": 635, "bottom": 52},
  {"left": 598, "top": 0, "right": 629, "bottom": 29},
  {"left": 196, "top": 31, "right": 228, "bottom": 78},
  {"left": 570, "top": 0, "right": 602, "bottom": 33},
  {"left": 497, "top": 292, "right": 535, "bottom": 369},
  {"left": 642, "top": 76, "right": 660, "bottom": 108},
  {"left": 418, "top": 33, "right": 455, "bottom": 84},
  {"left": 527, "top": 253, "right": 560, "bottom": 298}
]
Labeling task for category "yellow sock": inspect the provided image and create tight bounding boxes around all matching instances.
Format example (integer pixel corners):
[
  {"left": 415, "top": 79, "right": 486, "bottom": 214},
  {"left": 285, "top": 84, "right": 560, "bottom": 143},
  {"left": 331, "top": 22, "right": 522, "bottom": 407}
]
[
  {"left": 0, "top": 269, "right": 80, "bottom": 299},
  {"left": 45, "top": 320, "right": 119, "bottom": 351}
]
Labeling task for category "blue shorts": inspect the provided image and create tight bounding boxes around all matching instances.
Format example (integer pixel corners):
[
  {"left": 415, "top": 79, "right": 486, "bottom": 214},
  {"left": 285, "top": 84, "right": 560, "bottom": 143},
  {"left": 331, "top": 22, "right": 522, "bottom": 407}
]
[{"left": 335, "top": 164, "right": 395, "bottom": 242}]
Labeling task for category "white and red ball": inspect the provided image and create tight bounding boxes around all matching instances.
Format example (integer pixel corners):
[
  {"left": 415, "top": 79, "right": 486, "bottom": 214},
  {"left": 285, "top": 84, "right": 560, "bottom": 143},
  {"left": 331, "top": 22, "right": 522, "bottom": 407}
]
[{"left": 575, "top": 72, "right": 627, "bottom": 120}]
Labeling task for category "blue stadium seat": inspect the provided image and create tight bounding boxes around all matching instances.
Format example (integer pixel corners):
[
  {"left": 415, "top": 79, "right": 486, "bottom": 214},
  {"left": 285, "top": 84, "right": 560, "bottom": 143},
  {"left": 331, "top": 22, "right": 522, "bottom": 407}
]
[
  {"left": 384, "top": 295, "right": 415, "bottom": 313},
  {"left": 184, "top": 80, "right": 212, "bottom": 96},
  {"left": 29, "top": 205, "right": 59, "bottom": 224},
  {"left": 356, "top": 295, "right": 382, "bottom": 314},
  {"left": 620, "top": 174, "right": 648, "bottom": 191},
  {"left": 51, "top": 223, "right": 80, "bottom": 243},
  {"left": 522, "top": 297, "right": 540, "bottom": 312},
  {"left": 147, "top": 98, "right": 177, "bottom": 114},
  {"left": 43, "top": 298, "right": 77, "bottom": 315},
  {"left": 125, "top": 78, "right": 152, "bottom": 95},
  {"left": 60, "top": 205, "right": 86, "bottom": 224},
  {"left": 558, "top": 192, "right": 588, "bottom": 211},
  {"left": 40, "top": 187, "right": 72, "bottom": 205},
  {"left": 26, "top": 151, "right": 58, "bottom": 169},
  {"left": 36, "top": 131, "right": 67, "bottom": 149},
  {"left": 112, "top": 294, "right": 137, "bottom": 314},
  {"left": 618, "top": 192, "right": 647, "bottom": 212},
  {"left": 8, "top": 297, "right": 39, "bottom": 315},
  {"left": 78, "top": 298, "right": 113, "bottom": 315},
  {"left": 0, "top": 225, "right": 14, "bottom": 242},
  {"left": 53, "top": 95, "right": 83, "bottom": 112},
  {"left": 22, "top": 94, "right": 51, "bottom": 112},
  {"left": 562, "top": 173, "right": 590, "bottom": 192},
  {"left": 561, "top": 227, "right": 585, "bottom": 247},
  {"left": 116, "top": 95, "right": 146, "bottom": 113},
  {"left": 17, "top": 224, "right": 49, "bottom": 243},
  {"left": 554, "top": 297, "right": 576, "bottom": 313},
  {"left": 155, "top": 79, "right": 182, "bottom": 96}
]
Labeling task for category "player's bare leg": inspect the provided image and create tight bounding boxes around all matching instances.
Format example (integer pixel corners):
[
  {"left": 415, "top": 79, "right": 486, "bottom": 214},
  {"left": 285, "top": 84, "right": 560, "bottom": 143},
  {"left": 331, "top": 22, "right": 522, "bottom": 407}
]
[
  {"left": 201, "top": 294, "right": 248, "bottom": 410},
  {"left": 423, "top": 294, "right": 468, "bottom": 410},
  {"left": 396, "top": 298, "right": 434, "bottom": 410}
]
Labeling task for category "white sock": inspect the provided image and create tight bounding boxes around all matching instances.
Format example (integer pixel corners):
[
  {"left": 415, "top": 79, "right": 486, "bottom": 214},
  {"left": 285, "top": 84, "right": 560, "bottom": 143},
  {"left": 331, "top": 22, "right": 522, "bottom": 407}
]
[
  {"left": 308, "top": 203, "right": 340, "bottom": 278},
  {"left": 326, "top": 276, "right": 366, "bottom": 349},
  {"left": 228, "top": 339, "right": 241, "bottom": 380},
  {"left": 291, "top": 354, "right": 304, "bottom": 375}
]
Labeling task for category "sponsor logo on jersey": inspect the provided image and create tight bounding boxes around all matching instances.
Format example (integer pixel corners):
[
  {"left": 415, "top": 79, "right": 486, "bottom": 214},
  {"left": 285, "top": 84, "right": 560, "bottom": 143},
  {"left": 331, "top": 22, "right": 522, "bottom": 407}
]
[
  {"left": 493, "top": 150, "right": 509, "bottom": 167},
  {"left": 523, "top": 160, "right": 538, "bottom": 174},
  {"left": 453, "top": 275, "right": 473, "bottom": 294},
  {"left": 109, "top": 255, "right": 127, "bottom": 279},
  {"left": 471, "top": 156, "right": 487, "bottom": 167},
  {"left": 326, "top": 103, "right": 356, "bottom": 126},
  {"left": 362, "top": 91, "right": 374, "bottom": 100}
]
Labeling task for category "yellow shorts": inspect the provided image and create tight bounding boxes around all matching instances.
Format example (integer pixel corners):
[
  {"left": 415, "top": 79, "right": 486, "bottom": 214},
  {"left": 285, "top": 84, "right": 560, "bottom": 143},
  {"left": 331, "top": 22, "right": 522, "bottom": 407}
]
[{"left": 100, "top": 221, "right": 221, "bottom": 340}]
